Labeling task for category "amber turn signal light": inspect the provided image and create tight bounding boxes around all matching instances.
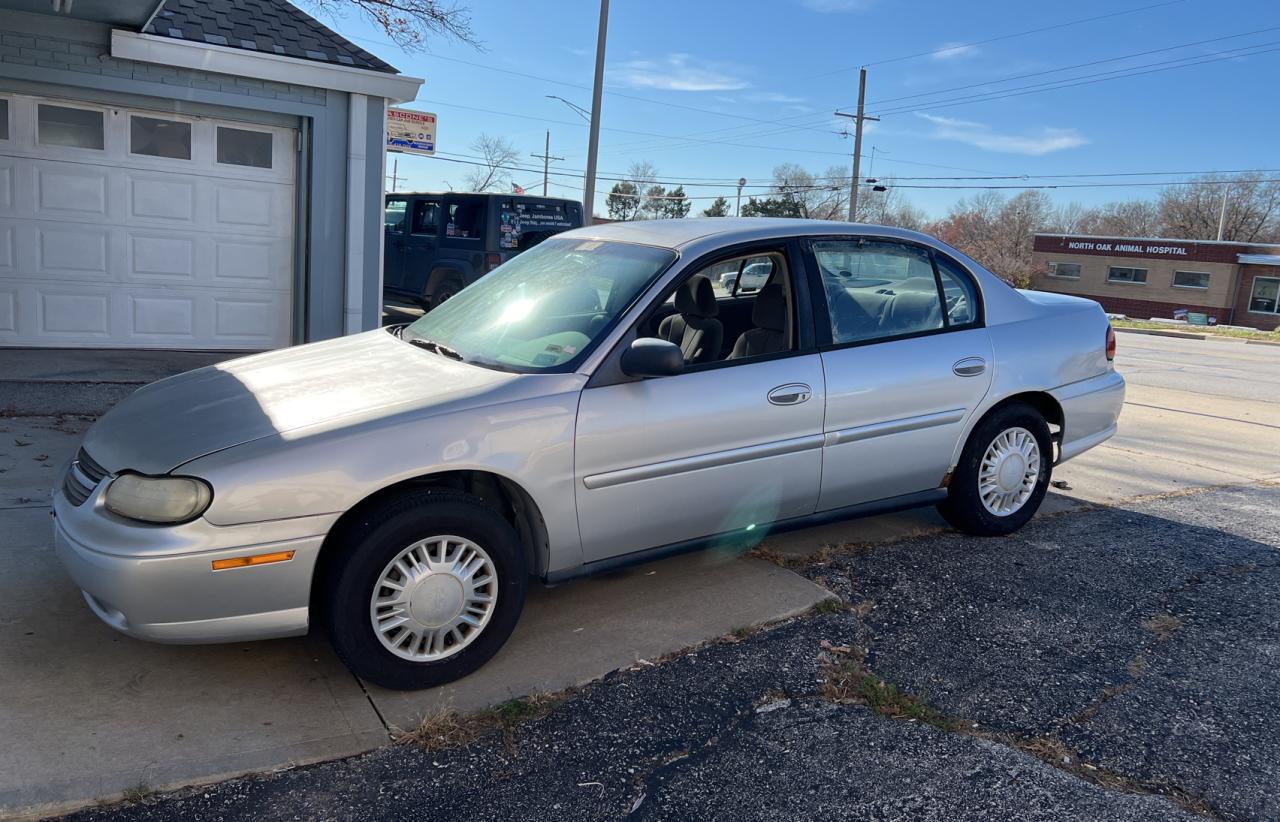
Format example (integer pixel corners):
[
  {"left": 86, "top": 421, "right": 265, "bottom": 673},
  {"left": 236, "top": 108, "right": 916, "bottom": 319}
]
[{"left": 212, "top": 550, "right": 295, "bottom": 571}]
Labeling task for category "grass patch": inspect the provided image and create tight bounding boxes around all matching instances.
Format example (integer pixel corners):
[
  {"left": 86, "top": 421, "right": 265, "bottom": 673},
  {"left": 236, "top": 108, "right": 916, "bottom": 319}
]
[
  {"left": 1112, "top": 318, "right": 1279, "bottom": 341},
  {"left": 730, "top": 625, "right": 752, "bottom": 639},
  {"left": 812, "top": 597, "right": 844, "bottom": 615},
  {"left": 120, "top": 783, "right": 151, "bottom": 804},
  {"left": 817, "top": 647, "right": 959, "bottom": 732},
  {"left": 395, "top": 692, "right": 568, "bottom": 752}
]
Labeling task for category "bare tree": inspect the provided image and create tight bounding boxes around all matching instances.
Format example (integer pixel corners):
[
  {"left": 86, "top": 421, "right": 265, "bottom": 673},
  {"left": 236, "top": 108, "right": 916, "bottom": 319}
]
[
  {"left": 299, "top": 0, "right": 477, "bottom": 51},
  {"left": 928, "top": 190, "right": 1054, "bottom": 287},
  {"left": 1158, "top": 174, "right": 1280, "bottom": 242},
  {"left": 462, "top": 134, "right": 518, "bottom": 192}
]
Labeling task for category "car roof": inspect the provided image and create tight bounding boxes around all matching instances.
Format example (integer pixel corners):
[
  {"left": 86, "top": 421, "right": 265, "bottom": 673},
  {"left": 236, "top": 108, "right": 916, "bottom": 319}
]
[
  {"left": 561, "top": 218, "right": 945, "bottom": 251},
  {"left": 387, "top": 191, "right": 578, "bottom": 203}
]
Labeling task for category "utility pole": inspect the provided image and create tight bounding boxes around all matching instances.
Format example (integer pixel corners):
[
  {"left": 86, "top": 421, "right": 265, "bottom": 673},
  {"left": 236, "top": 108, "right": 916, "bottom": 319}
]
[
  {"left": 385, "top": 156, "right": 406, "bottom": 192},
  {"left": 835, "top": 67, "right": 879, "bottom": 223},
  {"left": 736, "top": 177, "right": 746, "bottom": 217},
  {"left": 1216, "top": 183, "right": 1230, "bottom": 241},
  {"left": 582, "top": 0, "right": 610, "bottom": 225},
  {"left": 530, "top": 130, "right": 564, "bottom": 196}
]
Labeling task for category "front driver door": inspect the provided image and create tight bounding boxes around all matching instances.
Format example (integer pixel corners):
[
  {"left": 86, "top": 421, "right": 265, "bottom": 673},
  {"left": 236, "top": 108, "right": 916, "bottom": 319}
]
[
  {"left": 574, "top": 244, "right": 825, "bottom": 564},
  {"left": 383, "top": 196, "right": 408, "bottom": 291}
]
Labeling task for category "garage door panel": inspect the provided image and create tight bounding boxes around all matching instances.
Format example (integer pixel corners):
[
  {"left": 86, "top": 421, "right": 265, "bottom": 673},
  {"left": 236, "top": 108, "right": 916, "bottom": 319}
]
[
  {"left": 129, "top": 234, "right": 196, "bottom": 282},
  {"left": 128, "top": 173, "right": 197, "bottom": 224},
  {"left": 1, "top": 93, "right": 294, "bottom": 350},
  {"left": 34, "top": 164, "right": 110, "bottom": 218}
]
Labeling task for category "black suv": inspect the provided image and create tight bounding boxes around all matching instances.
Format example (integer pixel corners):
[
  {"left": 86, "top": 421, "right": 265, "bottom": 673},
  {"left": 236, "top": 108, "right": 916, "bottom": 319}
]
[{"left": 383, "top": 192, "right": 584, "bottom": 309}]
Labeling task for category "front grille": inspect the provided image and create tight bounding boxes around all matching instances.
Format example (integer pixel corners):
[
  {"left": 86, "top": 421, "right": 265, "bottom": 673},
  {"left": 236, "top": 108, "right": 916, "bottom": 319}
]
[{"left": 62, "top": 447, "right": 108, "bottom": 506}]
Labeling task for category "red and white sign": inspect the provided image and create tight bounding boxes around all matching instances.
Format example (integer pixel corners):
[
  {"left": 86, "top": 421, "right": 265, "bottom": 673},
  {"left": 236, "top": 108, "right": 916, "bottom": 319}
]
[{"left": 387, "top": 108, "right": 436, "bottom": 156}]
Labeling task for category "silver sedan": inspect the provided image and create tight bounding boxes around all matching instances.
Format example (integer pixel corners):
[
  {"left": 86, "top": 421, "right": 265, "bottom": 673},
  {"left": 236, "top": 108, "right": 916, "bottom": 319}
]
[{"left": 54, "top": 219, "right": 1124, "bottom": 689}]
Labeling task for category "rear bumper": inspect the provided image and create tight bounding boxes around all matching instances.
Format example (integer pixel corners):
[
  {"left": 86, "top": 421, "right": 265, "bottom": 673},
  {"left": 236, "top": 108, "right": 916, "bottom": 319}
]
[
  {"left": 1051, "top": 370, "right": 1126, "bottom": 463},
  {"left": 52, "top": 488, "right": 327, "bottom": 644}
]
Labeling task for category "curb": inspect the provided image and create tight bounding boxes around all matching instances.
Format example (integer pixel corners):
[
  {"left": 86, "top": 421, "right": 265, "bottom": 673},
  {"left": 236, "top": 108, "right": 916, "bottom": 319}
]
[
  {"left": 1245, "top": 338, "right": 1280, "bottom": 347},
  {"left": 1113, "top": 327, "right": 1206, "bottom": 340}
]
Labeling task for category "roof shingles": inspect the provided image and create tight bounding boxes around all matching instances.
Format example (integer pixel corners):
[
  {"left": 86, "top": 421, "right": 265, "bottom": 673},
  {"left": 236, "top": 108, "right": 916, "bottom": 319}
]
[{"left": 145, "top": 0, "right": 397, "bottom": 74}]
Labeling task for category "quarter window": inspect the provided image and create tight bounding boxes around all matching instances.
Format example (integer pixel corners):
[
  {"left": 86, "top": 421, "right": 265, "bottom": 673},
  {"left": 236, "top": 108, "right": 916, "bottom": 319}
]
[
  {"left": 1172, "top": 270, "right": 1210, "bottom": 289},
  {"left": 445, "top": 201, "right": 484, "bottom": 239},
  {"left": 934, "top": 254, "right": 980, "bottom": 327},
  {"left": 1249, "top": 277, "right": 1279, "bottom": 314},
  {"left": 130, "top": 116, "right": 192, "bottom": 160},
  {"left": 813, "top": 240, "right": 947, "bottom": 345},
  {"left": 1048, "top": 262, "right": 1081, "bottom": 278},
  {"left": 38, "top": 104, "right": 104, "bottom": 150},
  {"left": 1108, "top": 266, "right": 1148, "bottom": 284},
  {"left": 216, "top": 126, "right": 272, "bottom": 168}
]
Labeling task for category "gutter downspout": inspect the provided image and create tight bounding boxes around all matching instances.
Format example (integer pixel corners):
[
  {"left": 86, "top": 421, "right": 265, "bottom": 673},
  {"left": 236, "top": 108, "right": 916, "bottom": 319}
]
[{"left": 344, "top": 93, "right": 367, "bottom": 335}]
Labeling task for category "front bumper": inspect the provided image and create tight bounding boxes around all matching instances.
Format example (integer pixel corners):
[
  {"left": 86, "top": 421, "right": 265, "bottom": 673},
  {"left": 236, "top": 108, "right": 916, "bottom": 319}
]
[{"left": 52, "top": 484, "right": 333, "bottom": 644}]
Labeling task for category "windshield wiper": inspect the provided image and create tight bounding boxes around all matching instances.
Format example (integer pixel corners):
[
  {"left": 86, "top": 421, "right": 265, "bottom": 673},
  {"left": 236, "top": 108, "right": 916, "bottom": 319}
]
[{"left": 405, "top": 335, "right": 464, "bottom": 361}]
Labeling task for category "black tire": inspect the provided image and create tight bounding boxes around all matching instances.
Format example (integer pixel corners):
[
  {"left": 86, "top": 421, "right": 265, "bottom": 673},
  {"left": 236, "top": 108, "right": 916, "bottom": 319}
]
[
  {"left": 937, "top": 401, "right": 1053, "bottom": 537},
  {"left": 427, "top": 277, "right": 463, "bottom": 310},
  {"left": 322, "top": 490, "right": 527, "bottom": 690}
]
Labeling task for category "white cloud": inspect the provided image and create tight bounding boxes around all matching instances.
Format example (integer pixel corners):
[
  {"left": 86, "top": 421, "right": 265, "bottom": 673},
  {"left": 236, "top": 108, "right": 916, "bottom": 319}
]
[
  {"left": 612, "top": 54, "right": 749, "bottom": 92},
  {"left": 745, "top": 91, "right": 807, "bottom": 104},
  {"left": 800, "top": 0, "right": 874, "bottom": 10},
  {"left": 931, "top": 42, "right": 979, "bottom": 61},
  {"left": 916, "top": 113, "right": 1088, "bottom": 155}
]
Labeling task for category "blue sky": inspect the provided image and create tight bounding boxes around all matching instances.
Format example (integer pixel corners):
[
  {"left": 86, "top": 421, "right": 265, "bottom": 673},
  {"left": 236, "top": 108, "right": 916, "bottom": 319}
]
[{"left": 327, "top": 0, "right": 1279, "bottom": 218}]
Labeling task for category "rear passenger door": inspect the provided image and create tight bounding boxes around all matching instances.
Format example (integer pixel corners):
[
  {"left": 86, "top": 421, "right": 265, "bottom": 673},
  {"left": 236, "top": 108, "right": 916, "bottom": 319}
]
[{"left": 806, "top": 238, "right": 993, "bottom": 511}]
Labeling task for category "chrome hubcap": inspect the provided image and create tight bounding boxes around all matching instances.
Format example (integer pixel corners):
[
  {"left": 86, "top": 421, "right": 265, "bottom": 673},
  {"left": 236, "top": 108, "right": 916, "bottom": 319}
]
[
  {"left": 979, "top": 427, "right": 1041, "bottom": 517},
  {"left": 370, "top": 536, "right": 497, "bottom": 662}
]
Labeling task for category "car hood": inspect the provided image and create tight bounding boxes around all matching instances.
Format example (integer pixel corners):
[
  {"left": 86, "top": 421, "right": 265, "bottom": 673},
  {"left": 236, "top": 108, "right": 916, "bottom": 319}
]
[{"left": 82, "top": 329, "right": 522, "bottom": 474}]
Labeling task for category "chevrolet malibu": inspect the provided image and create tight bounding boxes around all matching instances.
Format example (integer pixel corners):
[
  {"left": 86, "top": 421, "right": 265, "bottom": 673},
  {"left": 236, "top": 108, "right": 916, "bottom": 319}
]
[{"left": 54, "top": 219, "right": 1124, "bottom": 690}]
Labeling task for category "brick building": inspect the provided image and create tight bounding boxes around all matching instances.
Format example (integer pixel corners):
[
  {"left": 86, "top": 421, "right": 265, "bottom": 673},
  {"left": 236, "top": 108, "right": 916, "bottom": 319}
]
[{"left": 1030, "top": 234, "right": 1280, "bottom": 331}]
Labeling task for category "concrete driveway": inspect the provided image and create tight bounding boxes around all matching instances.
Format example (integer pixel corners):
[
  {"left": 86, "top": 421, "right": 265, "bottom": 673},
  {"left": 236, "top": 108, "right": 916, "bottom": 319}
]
[{"left": 2, "top": 332, "right": 1277, "bottom": 818}]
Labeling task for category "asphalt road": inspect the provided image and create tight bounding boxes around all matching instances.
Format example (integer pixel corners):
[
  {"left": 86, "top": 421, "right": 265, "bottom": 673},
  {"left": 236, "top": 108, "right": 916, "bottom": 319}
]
[
  {"left": 66, "top": 484, "right": 1278, "bottom": 821},
  {"left": 1116, "top": 333, "right": 1280, "bottom": 405}
]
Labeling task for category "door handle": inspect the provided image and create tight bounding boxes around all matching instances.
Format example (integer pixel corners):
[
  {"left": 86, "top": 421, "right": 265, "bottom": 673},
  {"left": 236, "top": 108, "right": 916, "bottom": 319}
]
[
  {"left": 768, "top": 383, "right": 812, "bottom": 406},
  {"left": 953, "top": 357, "right": 986, "bottom": 377}
]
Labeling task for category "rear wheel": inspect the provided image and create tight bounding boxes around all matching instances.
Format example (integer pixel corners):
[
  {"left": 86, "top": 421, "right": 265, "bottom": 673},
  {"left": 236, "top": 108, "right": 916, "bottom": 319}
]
[
  {"left": 427, "top": 277, "right": 463, "bottom": 310},
  {"left": 323, "top": 490, "right": 527, "bottom": 690},
  {"left": 938, "top": 402, "right": 1052, "bottom": 536}
]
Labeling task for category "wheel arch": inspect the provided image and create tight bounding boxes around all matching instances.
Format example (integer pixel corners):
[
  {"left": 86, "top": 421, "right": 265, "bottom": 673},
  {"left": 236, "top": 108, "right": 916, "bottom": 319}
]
[
  {"left": 952, "top": 390, "right": 1065, "bottom": 475},
  {"left": 310, "top": 469, "right": 550, "bottom": 614}
]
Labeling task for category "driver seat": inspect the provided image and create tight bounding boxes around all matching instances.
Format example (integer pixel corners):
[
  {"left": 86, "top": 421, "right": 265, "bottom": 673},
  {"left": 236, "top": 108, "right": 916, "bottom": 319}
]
[{"left": 658, "top": 275, "right": 723, "bottom": 364}]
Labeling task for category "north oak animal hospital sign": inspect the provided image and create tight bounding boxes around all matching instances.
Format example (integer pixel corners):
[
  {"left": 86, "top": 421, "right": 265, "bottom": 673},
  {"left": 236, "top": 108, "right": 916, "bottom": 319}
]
[{"left": 1066, "top": 240, "right": 1189, "bottom": 257}]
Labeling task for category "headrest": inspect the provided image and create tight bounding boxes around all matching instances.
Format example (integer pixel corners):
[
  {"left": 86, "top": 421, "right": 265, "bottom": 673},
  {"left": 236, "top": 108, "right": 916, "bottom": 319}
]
[
  {"left": 752, "top": 283, "right": 786, "bottom": 332},
  {"left": 889, "top": 291, "right": 941, "bottom": 323},
  {"left": 675, "top": 274, "right": 718, "bottom": 319}
]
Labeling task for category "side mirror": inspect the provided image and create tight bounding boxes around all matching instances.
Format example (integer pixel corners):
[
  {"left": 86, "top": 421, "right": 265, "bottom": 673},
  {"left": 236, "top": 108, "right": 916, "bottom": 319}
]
[{"left": 620, "top": 337, "right": 684, "bottom": 378}]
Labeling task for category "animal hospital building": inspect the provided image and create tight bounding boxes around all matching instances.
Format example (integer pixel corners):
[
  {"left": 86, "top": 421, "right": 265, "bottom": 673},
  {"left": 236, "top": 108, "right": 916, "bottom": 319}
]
[{"left": 1029, "top": 234, "right": 1280, "bottom": 331}]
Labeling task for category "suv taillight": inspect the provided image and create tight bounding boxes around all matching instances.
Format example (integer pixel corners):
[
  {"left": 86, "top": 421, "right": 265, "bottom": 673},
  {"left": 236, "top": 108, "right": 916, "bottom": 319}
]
[
  {"left": 1105, "top": 325, "right": 1116, "bottom": 361},
  {"left": 486, "top": 253, "right": 502, "bottom": 272}
]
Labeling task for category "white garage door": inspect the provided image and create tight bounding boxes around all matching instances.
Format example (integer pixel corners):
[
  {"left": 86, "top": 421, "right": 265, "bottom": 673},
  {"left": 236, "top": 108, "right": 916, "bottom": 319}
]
[{"left": 0, "top": 93, "right": 295, "bottom": 350}]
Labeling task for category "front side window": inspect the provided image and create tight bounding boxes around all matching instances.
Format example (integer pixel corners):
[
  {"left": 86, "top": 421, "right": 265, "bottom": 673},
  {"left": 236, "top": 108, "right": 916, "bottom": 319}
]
[
  {"left": 1172, "top": 270, "right": 1210, "bottom": 289},
  {"left": 38, "top": 104, "right": 104, "bottom": 149},
  {"left": 384, "top": 198, "right": 407, "bottom": 233},
  {"left": 404, "top": 238, "right": 675, "bottom": 372},
  {"left": 216, "top": 126, "right": 272, "bottom": 168},
  {"left": 1048, "top": 261, "right": 1081, "bottom": 278},
  {"left": 130, "top": 116, "right": 191, "bottom": 160},
  {"left": 1108, "top": 266, "right": 1148, "bottom": 284},
  {"left": 1250, "top": 277, "right": 1279, "bottom": 314},
  {"left": 813, "top": 240, "right": 953, "bottom": 345}
]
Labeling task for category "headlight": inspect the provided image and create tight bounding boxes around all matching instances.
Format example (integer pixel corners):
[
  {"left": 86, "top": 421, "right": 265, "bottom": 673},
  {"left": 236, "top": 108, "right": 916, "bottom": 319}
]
[{"left": 103, "top": 474, "right": 213, "bottom": 524}]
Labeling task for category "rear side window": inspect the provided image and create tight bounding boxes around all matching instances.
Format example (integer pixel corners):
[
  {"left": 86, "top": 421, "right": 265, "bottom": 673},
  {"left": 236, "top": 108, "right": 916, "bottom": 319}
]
[{"left": 933, "top": 254, "right": 980, "bottom": 326}]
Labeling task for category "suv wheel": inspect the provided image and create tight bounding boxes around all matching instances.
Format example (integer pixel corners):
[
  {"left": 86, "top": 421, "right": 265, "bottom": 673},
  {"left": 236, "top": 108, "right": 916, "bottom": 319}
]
[
  {"left": 937, "top": 402, "right": 1052, "bottom": 537},
  {"left": 323, "top": 490, "right": 527, "bottom": 690},
  {"left": 428, "top": 277, "right": 463, "bottom": 310}
]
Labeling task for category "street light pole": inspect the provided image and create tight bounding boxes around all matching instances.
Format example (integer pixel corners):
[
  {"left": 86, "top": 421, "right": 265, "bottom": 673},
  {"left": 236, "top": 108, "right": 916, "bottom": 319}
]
[
  {"left": 582, "top": 0, "right": 610, "bottom": 225},
  {"left": 736, "top": 177, "right": 745, "bottom": 217},
  {"left": 1216, "top": 183, "right": 1230, "bottom": 241}
]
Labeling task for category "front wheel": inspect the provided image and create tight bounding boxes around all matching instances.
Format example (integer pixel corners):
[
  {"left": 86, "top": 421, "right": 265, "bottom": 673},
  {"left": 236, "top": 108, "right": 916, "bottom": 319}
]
[
  {"left": 937, "top": 402, "right": 1052, "bottom": 536},
  {"left": 323, "top": 490, "right": 527, "bottom": 690}
]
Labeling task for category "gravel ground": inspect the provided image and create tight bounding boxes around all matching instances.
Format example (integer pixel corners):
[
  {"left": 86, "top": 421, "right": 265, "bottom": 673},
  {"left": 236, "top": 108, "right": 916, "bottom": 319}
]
[{"left": 67, "top": 483, "right": 1278, "bottom": 821}]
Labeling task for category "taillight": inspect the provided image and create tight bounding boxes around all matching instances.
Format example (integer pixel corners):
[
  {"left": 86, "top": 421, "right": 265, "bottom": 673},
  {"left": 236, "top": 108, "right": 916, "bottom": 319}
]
[
  {"left": 486, "top": 253, "right": 502, "bottom": 272},
  {"left": 1105, "top": 325, "right": 1116, "bottom": 361}
]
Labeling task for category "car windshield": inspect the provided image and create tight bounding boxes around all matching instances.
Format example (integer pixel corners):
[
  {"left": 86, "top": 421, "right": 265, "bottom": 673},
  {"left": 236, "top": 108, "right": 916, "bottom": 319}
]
[{"left": 403, "top": 237, "right": 676, "bottom": 372}]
